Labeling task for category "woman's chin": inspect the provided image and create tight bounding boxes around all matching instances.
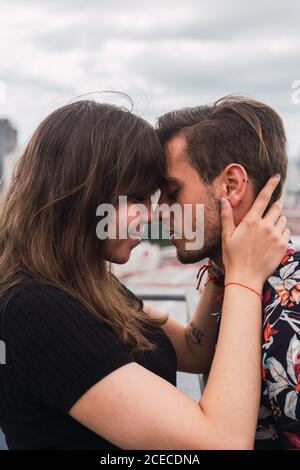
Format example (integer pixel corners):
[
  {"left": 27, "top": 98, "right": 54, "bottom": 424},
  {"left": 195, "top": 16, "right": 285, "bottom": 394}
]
[
  {"left": 116, "top": 252, "right": 131, "bottom": 264},
  {"left": 110, "top": 238, "right": 142, "bottom": 264}
]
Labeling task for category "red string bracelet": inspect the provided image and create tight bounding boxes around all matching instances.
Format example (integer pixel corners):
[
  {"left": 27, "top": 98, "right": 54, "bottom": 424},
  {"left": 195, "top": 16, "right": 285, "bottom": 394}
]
[
  {"left": 196, "top": 261, "right": 225, "bottom": 290},
  {"left": 224, "top": 282, "right": 263, "bottom": 300}
]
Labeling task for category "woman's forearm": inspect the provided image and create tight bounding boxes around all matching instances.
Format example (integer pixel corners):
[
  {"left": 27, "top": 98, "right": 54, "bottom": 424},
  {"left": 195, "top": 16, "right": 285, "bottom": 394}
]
[{"left": 199, "top": 282, "right": 262, "bottom": 448}]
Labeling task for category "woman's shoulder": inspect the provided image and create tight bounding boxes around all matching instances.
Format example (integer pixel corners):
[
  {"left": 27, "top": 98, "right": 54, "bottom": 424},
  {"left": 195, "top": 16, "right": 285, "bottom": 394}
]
[
  {"left": 0, "top": 280, "right": 76, "bottom": 313},
  {"left": 0, "top": 279, "right": 103, "bottom": 335},
  {"left": 0, "top": 278, "right": 127, "bottom": 361},
  {"left": 0, "top": 279, "right": 134, "bottom": 416}
]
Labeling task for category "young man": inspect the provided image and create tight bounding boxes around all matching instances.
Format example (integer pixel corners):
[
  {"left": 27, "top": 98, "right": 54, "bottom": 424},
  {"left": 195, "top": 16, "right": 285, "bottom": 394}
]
[{"left": 157, "top": 96, "right": 300, "bottom": 449}]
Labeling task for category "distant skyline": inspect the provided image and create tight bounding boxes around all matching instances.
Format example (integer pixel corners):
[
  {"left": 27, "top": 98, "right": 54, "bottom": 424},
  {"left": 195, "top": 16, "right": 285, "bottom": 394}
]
[{"left": 1, "top": 0, "right": 300, "bottom": 156}]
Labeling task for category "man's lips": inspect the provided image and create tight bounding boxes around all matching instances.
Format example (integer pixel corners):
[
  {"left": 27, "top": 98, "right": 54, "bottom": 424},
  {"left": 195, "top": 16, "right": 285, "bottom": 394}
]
[
  {"left": 169, "top": 229, "right": 182, "bottom": 239},
  {"left": 169, "top": 227, "right": 180, "bottom": 235}
]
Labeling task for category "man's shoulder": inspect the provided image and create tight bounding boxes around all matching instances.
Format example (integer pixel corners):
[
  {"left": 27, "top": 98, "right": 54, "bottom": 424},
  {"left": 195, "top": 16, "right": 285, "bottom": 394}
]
[
  {"left": 268, "top": 241, "right": 300, "bottom": 279},
  {"left": 263, "top": 241, "right": 300, "bottom": 307}
]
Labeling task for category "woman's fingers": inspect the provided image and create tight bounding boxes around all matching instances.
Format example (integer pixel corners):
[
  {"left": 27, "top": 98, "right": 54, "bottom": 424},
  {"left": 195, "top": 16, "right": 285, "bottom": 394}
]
[
  {"left": 280, "top": 228, "right": 291, "bottom": 248},
  {"left": 245, "top": 175, "right": 281, "bottom": 221},
  {"left": 283, "top": 228, "right": 291, "bottom": 244},
  {"left": 220, "top": 197, "right": 235, "bottom": 239},
  {"left": 221, "top": 174, "right": 289, "bottom": 286},
  {"left": 274, "top": 215, "right": 288, "bottom": 234},
  {"left": 263, "top": 197, "right": 283, "bottom": 225}
]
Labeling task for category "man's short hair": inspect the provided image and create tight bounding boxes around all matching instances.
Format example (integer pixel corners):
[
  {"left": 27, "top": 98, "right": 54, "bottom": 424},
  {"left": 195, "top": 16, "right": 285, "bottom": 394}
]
[{"left": 157, "top": 96, "right": 287, "bottom": 202}]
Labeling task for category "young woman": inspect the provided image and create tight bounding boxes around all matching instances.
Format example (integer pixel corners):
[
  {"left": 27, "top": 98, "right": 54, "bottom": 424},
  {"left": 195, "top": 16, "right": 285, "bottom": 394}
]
[{"left": 0, "top": 100, "right": 289, "bottom": 450}]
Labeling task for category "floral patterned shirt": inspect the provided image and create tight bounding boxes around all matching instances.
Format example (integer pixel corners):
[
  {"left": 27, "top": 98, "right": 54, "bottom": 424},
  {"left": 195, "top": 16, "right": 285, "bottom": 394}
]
[{"left": 255, "top": 242, "right": 300, "bottom": 449}]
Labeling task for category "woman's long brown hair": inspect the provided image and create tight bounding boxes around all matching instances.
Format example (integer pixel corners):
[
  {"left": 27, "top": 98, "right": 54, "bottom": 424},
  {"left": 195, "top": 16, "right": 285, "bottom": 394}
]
[{"left": 0, "top": 100, "right": 168, "bottom": 357}]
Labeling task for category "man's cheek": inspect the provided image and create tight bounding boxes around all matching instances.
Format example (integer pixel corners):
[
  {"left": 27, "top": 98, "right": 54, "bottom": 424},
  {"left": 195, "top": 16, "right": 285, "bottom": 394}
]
[{"left": 184, "top": 204, "right": 205, "bottom": 251}]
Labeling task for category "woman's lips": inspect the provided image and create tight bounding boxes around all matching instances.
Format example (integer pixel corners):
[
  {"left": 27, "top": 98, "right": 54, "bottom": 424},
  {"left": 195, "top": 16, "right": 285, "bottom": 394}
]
[{"left": 128, "top": 224, "right": 145, "bottom": 240}]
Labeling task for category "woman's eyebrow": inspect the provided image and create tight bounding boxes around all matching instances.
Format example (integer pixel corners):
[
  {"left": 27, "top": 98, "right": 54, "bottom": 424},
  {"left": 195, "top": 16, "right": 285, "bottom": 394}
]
[{"left": 165, "top": 177, "right": 181, "bottom": 188}]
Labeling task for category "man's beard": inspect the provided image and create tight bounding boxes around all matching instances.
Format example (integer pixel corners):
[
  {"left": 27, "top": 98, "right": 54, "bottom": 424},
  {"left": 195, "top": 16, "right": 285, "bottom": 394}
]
[
  {"left": 176, "top": 194, "right": 222, "bottom": 264},
  {"left": 176, "top": 230, "right": 222, "bottom": 264}
]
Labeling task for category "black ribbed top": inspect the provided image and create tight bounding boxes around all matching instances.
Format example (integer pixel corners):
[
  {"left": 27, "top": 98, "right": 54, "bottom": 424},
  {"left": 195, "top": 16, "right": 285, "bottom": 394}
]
[{"left": 0, "top": 281, "right": 177, "bottom": 449}]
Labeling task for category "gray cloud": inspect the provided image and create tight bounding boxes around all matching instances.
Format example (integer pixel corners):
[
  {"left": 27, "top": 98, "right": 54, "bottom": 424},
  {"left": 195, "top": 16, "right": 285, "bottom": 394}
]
[{"left": 1, "top": 0, "right": 300, "bottom": 154}]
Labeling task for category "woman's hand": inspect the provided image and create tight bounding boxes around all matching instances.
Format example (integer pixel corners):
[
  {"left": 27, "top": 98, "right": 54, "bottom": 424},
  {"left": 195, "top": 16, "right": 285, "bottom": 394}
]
[{"left": 220, "top": 175, "right": 289, "bottom": 291}]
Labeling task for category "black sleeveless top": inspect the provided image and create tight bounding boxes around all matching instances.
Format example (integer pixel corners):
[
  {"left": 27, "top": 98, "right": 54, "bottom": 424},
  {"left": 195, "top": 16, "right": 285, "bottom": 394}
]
[{"left": 0, "top": 280, "right": 177, "bottom": 449}]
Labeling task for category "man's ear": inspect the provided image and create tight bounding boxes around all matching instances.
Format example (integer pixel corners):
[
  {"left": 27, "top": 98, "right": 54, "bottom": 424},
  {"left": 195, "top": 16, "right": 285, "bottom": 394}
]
[{"left": 223, "top": 164, "right": 249, "bottom": 208}]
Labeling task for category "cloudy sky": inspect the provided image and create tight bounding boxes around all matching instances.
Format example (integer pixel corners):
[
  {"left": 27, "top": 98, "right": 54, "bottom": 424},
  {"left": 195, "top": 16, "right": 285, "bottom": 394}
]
[{"left": 1, "top": 0, "right": 300, "bottom": 155}]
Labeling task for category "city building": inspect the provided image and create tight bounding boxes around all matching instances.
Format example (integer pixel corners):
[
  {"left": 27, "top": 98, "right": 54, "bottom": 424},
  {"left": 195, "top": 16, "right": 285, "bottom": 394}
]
[{"left": 0, "top": 119, "right": 17, "bottom": 191}]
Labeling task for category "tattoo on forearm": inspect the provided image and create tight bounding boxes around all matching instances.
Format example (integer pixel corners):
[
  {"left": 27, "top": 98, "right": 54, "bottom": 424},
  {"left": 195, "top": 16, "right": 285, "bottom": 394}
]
[{"left": 185, "top": 322, "right": 207, "bottom": 346}]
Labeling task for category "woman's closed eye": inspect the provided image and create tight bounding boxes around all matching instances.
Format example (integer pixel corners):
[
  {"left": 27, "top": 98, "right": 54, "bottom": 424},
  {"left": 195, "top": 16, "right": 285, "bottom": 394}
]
[
  {"left": 129, "top": 196, "right": 147, "bottom": 203},
  {"left": 167, "top": 189, "right": 179, "bottom": 202}
]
